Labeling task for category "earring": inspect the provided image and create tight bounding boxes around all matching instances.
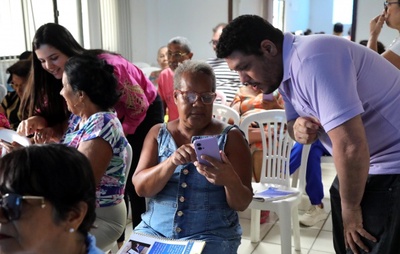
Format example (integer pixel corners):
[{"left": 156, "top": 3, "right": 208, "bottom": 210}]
[{"left": 69, "top": 228, "right": 75, "bottom": 233}]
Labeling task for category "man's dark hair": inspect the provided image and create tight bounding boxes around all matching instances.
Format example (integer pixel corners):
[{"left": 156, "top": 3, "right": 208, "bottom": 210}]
[
  {"left": 333, "top": 23, "right": 343, "bottom": 33},
  {"left": 216, "top": 15, "right": 284, "bottom": 58}
]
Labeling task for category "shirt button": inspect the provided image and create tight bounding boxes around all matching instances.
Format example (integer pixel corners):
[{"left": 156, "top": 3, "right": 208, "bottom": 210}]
[
  {"left": 183, "top": 169, "right": 189, "bottom": 175},
  {"left": 181, "top": 182, "right": 187, "bottom": 188},
  {"left": 179, "top": 196, "right": 185, "bottom": 202},
  {"left": 177, "top": 211, "right": 184, "bottom": 216}
]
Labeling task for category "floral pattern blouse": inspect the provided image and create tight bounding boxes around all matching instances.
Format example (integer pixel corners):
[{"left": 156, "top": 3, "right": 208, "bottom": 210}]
[{"left": 61, "top": 112, "right": 128, "bottom": 207}]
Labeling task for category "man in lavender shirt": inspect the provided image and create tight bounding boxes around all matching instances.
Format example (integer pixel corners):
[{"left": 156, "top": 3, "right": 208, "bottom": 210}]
[{"left": 217, "top": 15, "right": 400, "bottom": 254}]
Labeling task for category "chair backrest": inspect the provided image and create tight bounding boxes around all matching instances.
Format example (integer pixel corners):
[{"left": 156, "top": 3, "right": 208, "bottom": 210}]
[
  {"left": 123, "top": 143, "right": 133, "bottom": 189},
  {"left": 212, "top": 103, "right": 240, "bottom": 125},
  {"left": 291, "top": 144, "right": 310, "bottom": 194},
  {"left": 239, "top": 109, "right": 295, "bottom": 187}
]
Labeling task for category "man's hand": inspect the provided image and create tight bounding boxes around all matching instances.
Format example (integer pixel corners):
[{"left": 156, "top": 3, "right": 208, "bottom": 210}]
[
  {"left": 342, "top": 206, "right": 377, "bottom": 254},
  {"left": 291, "top": 116, "right": 321, "bottom": 144}
]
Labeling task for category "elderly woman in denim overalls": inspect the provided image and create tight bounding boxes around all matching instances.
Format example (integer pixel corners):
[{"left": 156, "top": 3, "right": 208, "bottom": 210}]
[{"left": 133, "top": 60, "right": 253, "bottom": 254}]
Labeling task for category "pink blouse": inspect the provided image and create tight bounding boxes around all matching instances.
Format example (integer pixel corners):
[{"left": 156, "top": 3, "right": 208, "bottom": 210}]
[{"left": 98, "top": 53, "right": 157, "bottom": 134}]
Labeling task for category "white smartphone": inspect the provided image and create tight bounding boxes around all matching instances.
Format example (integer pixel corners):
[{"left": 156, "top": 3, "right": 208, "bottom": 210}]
[{"left": 193, "top": 136, "right": 221, "bottom": 166}]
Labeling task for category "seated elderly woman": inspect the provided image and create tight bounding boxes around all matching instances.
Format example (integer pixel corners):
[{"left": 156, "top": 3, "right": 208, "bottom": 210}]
[
  {"left": 60, "top": 54, "right": 128, "bottom": 250},
  {"left": 132, "top": 60, "right": 253, "bottom": 254},
  {"left": 0, "top": 144, "right": 102, "bottom": 253},
  {"left": 27, "top": 54, "right": 128, "bottom": 250}
]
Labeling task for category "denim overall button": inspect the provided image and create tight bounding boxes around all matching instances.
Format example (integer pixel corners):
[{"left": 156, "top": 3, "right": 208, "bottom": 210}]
[
  {"left": 181, "top": 182, "right": 187, "bottom": 188},
  {"left": 177, "top": 211, "right": 184, "bottom": 216},
  {"left": 179, "top": 196, "right": 185, "bottom": 202}
]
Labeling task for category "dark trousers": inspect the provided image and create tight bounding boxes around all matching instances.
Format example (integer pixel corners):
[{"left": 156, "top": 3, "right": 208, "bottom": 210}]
[
  {"left": 330, "top": 174, "right": 400, "bottom": 254},
  {"left": 118, "top": 94, "right": 164, "bottom": 242}
]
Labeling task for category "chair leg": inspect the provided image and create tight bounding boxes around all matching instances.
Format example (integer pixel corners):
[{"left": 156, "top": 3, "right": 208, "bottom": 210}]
[
  {"left": 292, "top": 205, "right": 301, "bottom": 251},
  {"left": 278, "top": 205, "right": 292, "bottom": 254},
  {"left": 250, "top": 209, "right": 261, "bottom": 242}
]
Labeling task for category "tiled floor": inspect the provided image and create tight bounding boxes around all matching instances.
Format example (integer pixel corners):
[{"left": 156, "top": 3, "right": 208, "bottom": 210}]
[{"left": 113, "top": 162, "right": 337, "bottom": 254}]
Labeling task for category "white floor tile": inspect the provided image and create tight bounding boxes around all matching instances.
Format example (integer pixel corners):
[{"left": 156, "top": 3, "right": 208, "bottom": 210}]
[
  {"left": 262, "top": 223, "right": 319, "bottom": 250},
  {"left": 250, "top": 241, "right": 308, "bottom": 254},
  {"left": 309, "top": 250, "right": 335, "bottom": 254},
  {"left": 238, "top": 238, "right": 257, "bottom": 254},
  {"left": 322, "top": 214, "right": 332, "bottom": 232},
  {"left": 311, "top": 231, "right": 335, "bottom": 253}
]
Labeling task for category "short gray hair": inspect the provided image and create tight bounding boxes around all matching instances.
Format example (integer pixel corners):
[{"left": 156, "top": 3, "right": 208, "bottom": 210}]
[
  {"left": 168, "top": 36, "right": 192, "bottom": 53},
  {"left": 174, "top": 60, "right": 216, "bottom": 92}
]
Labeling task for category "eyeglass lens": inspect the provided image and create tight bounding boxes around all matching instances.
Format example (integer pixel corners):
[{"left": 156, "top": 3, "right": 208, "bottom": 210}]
[
  {"left": 182, "top": 91, "right": 215, "bottom": 104},
  {"left": 1, "top": 194, "right": 22, "bottom": 221},
  {"left": 167, "top": 52, "right": 186, "bottom": 58}
]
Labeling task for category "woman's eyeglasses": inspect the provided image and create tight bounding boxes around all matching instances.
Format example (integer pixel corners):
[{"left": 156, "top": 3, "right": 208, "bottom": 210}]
[
  {"left": 167, "top": 51, "right": 188, "bottom": 59},
  {"left": 0, "top": 193, "right": 45, "bottom": 221},
  {"left": 175, "top": 90, "right": 216, "bottom": 104}
]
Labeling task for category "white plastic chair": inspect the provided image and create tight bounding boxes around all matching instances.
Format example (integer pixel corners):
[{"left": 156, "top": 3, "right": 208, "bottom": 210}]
[
  {"left": 212, "top": 103, "right": 240, "bottom": 125},
  {"left": 239, "top": 110, "right": 310, "bottom": 254}
]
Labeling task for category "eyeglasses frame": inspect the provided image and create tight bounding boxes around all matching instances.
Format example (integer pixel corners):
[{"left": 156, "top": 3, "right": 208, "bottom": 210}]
[
  {"left": 384, "top": 1, "right": 399, "bottom": 10},
  {"left": 167, "top": 51, "right": 188, "bottom": 59},
  {"left": 175, "top": 90, "right": 216, "bottom": 104},
  {"left": 0, "top": 193, "right": 46, "bottom": 221}
]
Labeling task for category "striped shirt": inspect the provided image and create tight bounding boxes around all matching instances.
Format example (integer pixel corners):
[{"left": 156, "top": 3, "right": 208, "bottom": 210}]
[{"left": 206, "top": 57, "right": 242, "bottom": 104}]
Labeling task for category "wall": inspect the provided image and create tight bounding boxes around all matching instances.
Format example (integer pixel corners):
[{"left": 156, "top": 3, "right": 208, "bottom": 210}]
[
  {"left": 284, "top": 0, "right": 310, "bottom": 33},
  {"left": 129, "top": 0, "right": 228, "bottom": 66},
  {"left": 129, "top": 0, "right": 266, "bottom": 66},
  {"left": 309, "top": 0, "right": 334, "bottom": 34}
]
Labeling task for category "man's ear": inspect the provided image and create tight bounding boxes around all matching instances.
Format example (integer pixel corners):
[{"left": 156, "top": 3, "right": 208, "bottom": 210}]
[
  {"left": 188, "top": 52, "right": 194, "bottom": 59},
  {"left": 260, "top": 40, "right": 278, "bottom": 57}
]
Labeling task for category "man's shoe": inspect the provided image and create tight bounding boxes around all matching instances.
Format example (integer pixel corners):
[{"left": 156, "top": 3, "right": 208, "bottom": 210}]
[{"left": 299, "top": 205, "right": 327, "bottom": 227}]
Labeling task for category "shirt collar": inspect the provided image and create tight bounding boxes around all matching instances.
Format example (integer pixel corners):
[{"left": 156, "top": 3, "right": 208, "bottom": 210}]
[{"left": 282, "top": 32, "right": 296, "bottom": 83}]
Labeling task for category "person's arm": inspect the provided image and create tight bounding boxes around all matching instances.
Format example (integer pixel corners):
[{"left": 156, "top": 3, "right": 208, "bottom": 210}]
[
  {"left": 77, "top": 138, "right": 113, "bottom": 186},
  {"left": 33, "top": 119, "right": 68, "bottom": 144},
  {"left": 17, "top": 115, "right": 48, "bottom": 136},
  {"left": 367, "top": 13, "right": 385, "bottom": 52},
  {"left": 381, "top": 50, "right": 400, "bottom": 69},
  {"left": 327, "top": 115, "right": 376, "bottom": 253},
  {"left": 222, "top": 128, "right": 253, "bottom": 211},
  {"left": 132, "top": 124, "right": 197, "bottom": 197}
]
